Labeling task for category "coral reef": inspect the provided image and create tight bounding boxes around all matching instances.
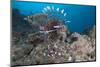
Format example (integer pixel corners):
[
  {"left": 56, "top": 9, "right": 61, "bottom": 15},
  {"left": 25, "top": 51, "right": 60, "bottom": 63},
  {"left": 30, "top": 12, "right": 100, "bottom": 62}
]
[
  {"left": 11, "top": 27, "right": 96, "bottom": 66},
  {"left": 11, "top": 13, "right": 96, "bottom": 66}
]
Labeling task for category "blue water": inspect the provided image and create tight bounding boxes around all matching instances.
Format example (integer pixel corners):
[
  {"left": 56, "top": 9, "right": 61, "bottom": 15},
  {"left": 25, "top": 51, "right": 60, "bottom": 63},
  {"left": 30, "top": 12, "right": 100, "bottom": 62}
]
[{"left": 12, "top": 1, "right": 96, "bottom": 33}]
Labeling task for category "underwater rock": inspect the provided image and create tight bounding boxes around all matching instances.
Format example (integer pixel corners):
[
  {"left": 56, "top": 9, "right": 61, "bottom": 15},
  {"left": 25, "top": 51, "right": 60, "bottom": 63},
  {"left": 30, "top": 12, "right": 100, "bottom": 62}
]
[
  {"left": 12, "top": 9, "right": 33, "bottom": 33},
  {"left": 11, "top": 13, "right": 96, "bottom": 66},
  {"left": 23, "top": 14, "right": 48, "bottom": 33},
  {"left": 68, "top": 32, "right": 96, "bottom": 61},
  {"left": 89, "top": 25, "right": 96, "bottom": 39},
  {"left": 24, "top": 14, "right": 48, "bottom": 26},
  {"left": 11, "top": 30, "right": 96, "bottom": 66},
  {"left": 11, "top": 42, "right": 33, "bottom": 66}
]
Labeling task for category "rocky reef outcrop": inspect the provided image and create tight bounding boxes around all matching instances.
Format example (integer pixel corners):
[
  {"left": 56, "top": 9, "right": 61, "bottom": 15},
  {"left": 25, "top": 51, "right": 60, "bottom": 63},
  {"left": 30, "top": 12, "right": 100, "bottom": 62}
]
[
  {"left": 11, "top": 27, "right": 96, "bottom": 66},
  {"left": 11, "top": 13, "right": 96, "bottom": 66}
]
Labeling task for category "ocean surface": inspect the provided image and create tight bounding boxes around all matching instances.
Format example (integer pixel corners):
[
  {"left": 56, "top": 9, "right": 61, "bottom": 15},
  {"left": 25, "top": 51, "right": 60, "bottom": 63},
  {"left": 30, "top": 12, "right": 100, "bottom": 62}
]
[{"left": 12, "top": 1, "right": 96, "bottom": 33}]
